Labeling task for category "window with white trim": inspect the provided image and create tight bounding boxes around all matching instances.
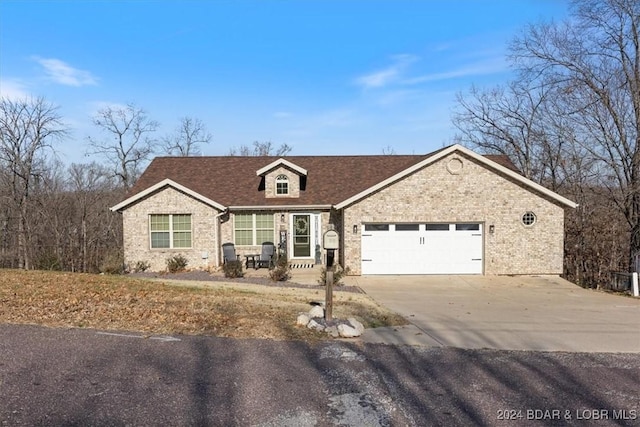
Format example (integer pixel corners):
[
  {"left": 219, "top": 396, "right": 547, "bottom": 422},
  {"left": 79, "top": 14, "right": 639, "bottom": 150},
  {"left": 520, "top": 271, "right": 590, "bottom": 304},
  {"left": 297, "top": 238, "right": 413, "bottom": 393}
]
[
  {"left": 149, "top": 214, "right": 192, "bottom": 249},
  {"left": 276, "top": 174, "right": 289, "bottom": 195},
  {"left": 234, "top": 213, "right": 275, "bottom": 245}
]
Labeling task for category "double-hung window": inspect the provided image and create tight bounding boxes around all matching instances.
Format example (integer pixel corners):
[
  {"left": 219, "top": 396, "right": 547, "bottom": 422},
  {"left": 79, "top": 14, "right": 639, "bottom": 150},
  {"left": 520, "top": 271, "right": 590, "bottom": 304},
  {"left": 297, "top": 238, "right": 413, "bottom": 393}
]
[
  {"left": 150, "top": 214, "right": 192, "bottom": 249},
  {"left": 276, "top": 174, "right": 289, "bottom": 195},
  {"left": 234, "top": 213, "right": 275, "bottom": 245}
]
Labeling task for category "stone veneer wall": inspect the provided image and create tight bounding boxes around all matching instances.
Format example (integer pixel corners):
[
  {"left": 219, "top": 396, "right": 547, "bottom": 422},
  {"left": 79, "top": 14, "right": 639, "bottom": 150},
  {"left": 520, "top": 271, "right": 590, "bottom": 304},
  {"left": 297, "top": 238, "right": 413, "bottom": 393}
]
[
  {"left": 122, "top": 186, "right": 220, "bottom": 272},
  {"left": 264, "top": 166, "right": 301, "bottom": 198},
  {"left": 342, "top": 153, "right": 566, "bottom": 275}
]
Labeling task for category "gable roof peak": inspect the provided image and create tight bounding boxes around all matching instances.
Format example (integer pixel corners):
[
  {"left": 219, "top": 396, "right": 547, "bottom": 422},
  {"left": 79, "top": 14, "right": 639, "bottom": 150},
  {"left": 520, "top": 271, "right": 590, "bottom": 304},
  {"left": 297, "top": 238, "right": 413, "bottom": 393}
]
[{"left": 256, "top": 158, "right": 308, "bottom": 176}]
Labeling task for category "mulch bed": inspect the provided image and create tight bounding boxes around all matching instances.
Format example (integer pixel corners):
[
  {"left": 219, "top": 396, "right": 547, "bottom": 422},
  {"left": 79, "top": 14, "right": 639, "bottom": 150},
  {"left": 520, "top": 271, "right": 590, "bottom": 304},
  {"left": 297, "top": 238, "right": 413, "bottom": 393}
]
[{"left": 129, "top": 270, "right": 364, "bottom": 294}]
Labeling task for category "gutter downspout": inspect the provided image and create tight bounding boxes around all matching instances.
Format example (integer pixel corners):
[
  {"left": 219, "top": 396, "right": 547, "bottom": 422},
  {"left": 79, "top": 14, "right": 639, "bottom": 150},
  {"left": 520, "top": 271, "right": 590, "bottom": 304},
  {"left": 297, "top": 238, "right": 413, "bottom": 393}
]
[{"left": 214, "top": 208, "right": 229, "bottom": 268}]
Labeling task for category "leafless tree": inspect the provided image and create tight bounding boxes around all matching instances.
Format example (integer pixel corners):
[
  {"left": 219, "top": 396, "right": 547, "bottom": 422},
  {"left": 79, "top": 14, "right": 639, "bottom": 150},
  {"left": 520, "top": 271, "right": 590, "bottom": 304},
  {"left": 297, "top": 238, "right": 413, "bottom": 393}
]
[
  {"left": 453, "top": 0, "right": 640, "bottom": 283},
  {"left": 87, "top": 103, "right": 159, "bottom": 189},
  {"left": 381, "top": 145, "right": 396, "bottom": 155},
  {"left": 66, "top": 162, "right": 121, "bottom": 272},
  {"left": 162, "top": 117, "right": 212, "bottom": 156},
  {"left": 510, "top": 0, "right": 640, "bottom": 267},
  {"left": 453, "top": 80, "right": 569, "bottom": 187},
  {"left": 0, "top": 97, "right": 67, "bottom": 269},
  {"left": 228, "top": 140, "right": 292, "bottom": 156}
]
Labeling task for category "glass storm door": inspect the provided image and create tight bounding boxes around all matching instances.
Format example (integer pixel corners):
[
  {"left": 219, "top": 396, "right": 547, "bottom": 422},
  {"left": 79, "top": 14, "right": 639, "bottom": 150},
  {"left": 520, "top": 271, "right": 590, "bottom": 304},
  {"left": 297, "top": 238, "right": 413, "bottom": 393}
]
[{"left": 292, "top": 214, "right": 311, "bottom": 257}]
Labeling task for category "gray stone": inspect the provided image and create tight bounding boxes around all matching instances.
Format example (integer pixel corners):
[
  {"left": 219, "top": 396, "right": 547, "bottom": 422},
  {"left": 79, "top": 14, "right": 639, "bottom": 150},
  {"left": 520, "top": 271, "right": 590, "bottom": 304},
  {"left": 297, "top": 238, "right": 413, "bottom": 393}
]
[
  {"left": 338, "top": 324, "right": 361, "bottom": 338},
  {"left": 325, "top": 326, "right": 339, "bottom": 338},
  {"left": 296, "top": 313, "right": 311, "bottom": 326},
  {"left": 308, "top": 305, "right": 324, "bottom": 318},
  {"left": 307, "top": 319, "right": 325, "bottom": 331},
  {"left": 347, "top": 317, "right": 365, "bottom": 334}
]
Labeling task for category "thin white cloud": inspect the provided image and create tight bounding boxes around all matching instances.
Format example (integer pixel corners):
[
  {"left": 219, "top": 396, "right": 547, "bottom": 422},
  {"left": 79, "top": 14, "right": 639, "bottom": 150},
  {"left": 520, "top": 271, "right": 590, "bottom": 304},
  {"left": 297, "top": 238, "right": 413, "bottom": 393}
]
[
  {"left": 0, "top": 79, "right": 31, "bottom": 100},
  {"left": 33, "top": 57, "right": 98, "bottom": 87},
  {"left": 281, "top": 107, "right": 362, "bottom": 139},
  {"left": 354, "top": 54, "right": 418, "bottom": 89},
  {"left": 403, "top": 57, "right": 508, "bottom": 85},
  {"left": 273, "top": 111, "right": 293, "bottom": 119}
]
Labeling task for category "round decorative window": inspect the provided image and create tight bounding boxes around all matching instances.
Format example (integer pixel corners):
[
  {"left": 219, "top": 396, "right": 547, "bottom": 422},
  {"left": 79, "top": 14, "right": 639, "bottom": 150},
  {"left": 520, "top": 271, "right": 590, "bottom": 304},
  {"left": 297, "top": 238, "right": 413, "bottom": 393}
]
[
  {"left": 522, "top": 211, "right": 536, "bottom": 226},
  {"left": 447, "top": 157, "right": 464, "bottom": 175}
]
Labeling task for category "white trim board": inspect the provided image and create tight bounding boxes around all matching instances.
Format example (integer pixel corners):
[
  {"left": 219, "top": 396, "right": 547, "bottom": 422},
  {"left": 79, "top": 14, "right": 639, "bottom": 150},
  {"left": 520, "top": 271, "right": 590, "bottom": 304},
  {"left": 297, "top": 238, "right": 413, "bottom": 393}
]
[
  {"left": 110, "top": 178, "right": 227, "bottom": 212},
  {"left": 256, "top": 158, "right": 308, "bottom": 176}
]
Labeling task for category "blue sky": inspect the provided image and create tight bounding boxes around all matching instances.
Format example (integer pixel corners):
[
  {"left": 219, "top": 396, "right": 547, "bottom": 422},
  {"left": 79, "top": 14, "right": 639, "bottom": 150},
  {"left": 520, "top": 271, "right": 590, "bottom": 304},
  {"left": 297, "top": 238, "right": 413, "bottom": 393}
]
[{"left": 0, "top": 0, "right": 569, "bottom": 164}]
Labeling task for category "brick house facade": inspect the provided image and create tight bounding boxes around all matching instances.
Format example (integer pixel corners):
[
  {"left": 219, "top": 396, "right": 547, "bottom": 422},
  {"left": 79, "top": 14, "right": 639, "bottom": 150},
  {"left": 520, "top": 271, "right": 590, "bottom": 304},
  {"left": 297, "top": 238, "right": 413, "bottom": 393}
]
[{"left": 111, "top": 145, "right": 576, "bottom": 275}]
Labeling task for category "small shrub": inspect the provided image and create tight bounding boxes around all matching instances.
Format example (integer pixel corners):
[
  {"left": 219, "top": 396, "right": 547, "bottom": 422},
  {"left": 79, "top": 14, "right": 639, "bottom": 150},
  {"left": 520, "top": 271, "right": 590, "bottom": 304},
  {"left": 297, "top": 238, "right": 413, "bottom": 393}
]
[
  {"left": 100, "top": 250, "right": 125, "bottom": 274},
  {"left": 318, "top": 265, "right": 350, "bottom": 286},
  {"left": 269, "top": 253, "right": 291, "bottom": 282},
  {"left": 132, "top": 260, "right": 151, "bottom": 273},
  {"left": 166, "top": 254, "right": 188, "bottom": 273},
  {"left": 223, "top": 260, "right": 244, "bottom": 278}
]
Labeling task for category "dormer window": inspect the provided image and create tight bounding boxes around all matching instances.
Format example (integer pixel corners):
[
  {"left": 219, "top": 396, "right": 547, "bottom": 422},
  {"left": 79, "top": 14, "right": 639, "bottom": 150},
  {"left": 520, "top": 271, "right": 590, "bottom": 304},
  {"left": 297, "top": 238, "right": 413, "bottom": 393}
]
[{"left": 276, "top": 174, "right": 289, "bottom": 195}]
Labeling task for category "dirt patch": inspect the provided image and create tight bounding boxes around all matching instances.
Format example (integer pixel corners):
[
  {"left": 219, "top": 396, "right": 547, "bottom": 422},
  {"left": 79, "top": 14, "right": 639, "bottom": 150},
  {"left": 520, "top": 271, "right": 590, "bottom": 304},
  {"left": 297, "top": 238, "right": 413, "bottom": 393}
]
[{"left": 0, "top": 269, "right": 406, "bottom": 341}]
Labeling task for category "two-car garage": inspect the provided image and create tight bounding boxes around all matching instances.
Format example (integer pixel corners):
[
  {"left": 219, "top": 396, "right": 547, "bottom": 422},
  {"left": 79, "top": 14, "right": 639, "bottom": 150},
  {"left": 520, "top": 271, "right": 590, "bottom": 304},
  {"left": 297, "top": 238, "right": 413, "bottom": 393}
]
[{"left": 361, "top": 223, "right": 483, "bottom": 275}]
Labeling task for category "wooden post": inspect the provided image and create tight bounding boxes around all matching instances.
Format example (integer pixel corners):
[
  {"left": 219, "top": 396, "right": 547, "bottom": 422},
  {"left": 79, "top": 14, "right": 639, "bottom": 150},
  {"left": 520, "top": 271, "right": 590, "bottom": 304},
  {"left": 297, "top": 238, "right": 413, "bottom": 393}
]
[
  {"left": 322, "top": 230, "right": 339, "bottom": 322},
  {"left": 325, "top": 248, "right": 334, "bottom": 321},
  {"left": 325, "top": 268, "right": 333, "bottom": 321}
]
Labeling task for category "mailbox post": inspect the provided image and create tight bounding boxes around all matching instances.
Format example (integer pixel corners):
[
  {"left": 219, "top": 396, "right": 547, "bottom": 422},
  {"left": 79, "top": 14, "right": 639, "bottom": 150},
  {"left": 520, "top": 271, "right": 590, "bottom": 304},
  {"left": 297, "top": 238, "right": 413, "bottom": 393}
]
[{"left": 323, "top": 230, "right": 339, "bottom": 321}]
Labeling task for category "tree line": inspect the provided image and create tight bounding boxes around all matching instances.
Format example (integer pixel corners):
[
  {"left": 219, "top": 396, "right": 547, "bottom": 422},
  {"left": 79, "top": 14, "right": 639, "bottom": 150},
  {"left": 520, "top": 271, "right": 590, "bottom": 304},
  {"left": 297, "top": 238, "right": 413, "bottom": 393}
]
[
  {"left": 1, "top": 0, "right": 637, "bottom": 287},
  {"left": 453, "top": 0, "right": 639, "bottom": 287},
  {"left": 0, "top": 97, "right": 290, "bottom": 272}
]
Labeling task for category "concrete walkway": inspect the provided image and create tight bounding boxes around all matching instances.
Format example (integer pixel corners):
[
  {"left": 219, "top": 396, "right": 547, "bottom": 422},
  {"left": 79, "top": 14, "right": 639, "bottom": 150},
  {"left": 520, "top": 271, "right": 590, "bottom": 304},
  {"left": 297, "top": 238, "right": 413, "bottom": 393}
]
[{"left": 347, "top": 275, "right": 640, "bottom": 353}]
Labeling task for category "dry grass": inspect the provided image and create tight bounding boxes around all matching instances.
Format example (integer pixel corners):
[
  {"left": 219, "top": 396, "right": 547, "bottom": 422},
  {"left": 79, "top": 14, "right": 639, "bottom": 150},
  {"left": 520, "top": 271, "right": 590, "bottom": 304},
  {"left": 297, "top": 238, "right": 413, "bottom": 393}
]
[{"left": 0, "top": 269, "right": 406, "bottom": 340}]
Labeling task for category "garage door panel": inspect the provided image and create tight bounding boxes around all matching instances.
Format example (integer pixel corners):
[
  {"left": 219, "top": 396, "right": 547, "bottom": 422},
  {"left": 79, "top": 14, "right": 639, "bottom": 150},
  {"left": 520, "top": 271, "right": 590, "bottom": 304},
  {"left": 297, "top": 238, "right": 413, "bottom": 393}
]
[{"left": 362, "top": 223, "right": 483, "bottom": 275}]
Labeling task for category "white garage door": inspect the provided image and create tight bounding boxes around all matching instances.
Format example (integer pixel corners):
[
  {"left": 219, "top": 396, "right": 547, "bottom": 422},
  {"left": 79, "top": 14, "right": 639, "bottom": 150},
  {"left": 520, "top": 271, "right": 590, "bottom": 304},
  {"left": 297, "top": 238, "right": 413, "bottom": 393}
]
[{"left": 361, "top": 223, "right": 483, "bottom": 275}]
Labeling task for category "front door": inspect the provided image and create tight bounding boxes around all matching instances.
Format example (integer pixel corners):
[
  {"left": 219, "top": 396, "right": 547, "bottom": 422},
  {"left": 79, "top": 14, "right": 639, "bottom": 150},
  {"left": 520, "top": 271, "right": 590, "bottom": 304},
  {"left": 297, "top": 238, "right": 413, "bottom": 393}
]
[{"left": 291, "top": 214, "right": 311, "bottom": 257}]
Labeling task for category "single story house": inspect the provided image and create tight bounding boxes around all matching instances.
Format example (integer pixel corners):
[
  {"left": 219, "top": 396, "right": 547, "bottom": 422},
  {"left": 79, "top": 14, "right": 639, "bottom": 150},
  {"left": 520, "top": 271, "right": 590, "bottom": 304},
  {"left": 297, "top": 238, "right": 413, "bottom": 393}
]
[{"left": 110, "top": 144, "right": 577, "bottom": 275}]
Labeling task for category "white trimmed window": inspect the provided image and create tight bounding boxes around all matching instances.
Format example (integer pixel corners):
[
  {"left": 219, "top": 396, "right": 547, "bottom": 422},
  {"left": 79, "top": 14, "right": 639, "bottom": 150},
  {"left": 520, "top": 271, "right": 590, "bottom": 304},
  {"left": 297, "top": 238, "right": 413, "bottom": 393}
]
[
  {"left": 275, "top": 174, "right": 289, "bottom": 195},
  {"left": 234, "top": 213, "right": 275, "bottom": 245},
  {"left": 150, "top": 214, "right": 192, "bottom": 249}
]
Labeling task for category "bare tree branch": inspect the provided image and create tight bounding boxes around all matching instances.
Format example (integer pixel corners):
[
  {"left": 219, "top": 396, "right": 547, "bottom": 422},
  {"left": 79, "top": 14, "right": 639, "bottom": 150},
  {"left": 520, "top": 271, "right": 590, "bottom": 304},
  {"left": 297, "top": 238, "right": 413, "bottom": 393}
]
[
  {"left": 161, "top": 117, "right": 212, "bottom": 156},
  {"left": 0, "top": 97, "right": 67, "bottom": 269},
  {"left": 228, "top": 141, "right": 292, "bottom": 156},
  {"left": 87, "top": 103, "right": 159, "bottom": 189}
]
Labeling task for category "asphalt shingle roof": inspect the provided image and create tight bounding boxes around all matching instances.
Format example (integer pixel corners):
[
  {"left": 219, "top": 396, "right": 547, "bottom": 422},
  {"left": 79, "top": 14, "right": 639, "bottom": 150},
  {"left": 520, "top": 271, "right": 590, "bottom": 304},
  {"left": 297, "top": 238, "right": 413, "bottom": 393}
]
[{"left": 126, "top": 150, "right": 519, "bottom": 207}]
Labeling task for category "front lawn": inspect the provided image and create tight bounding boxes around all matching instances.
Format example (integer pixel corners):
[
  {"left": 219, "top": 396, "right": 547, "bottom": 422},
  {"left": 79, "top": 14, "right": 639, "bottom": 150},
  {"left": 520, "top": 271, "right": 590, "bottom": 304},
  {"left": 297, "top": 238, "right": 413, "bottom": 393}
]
[{"left": 0, "top": 270, "right": 406, "bottom": 340}]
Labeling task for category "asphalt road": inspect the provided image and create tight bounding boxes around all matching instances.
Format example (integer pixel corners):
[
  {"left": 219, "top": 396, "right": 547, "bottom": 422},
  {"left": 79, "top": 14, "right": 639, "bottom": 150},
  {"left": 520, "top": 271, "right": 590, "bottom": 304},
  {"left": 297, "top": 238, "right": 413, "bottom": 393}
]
[{"left": 1, "top": 324, "right": 639, "bottom": 426}]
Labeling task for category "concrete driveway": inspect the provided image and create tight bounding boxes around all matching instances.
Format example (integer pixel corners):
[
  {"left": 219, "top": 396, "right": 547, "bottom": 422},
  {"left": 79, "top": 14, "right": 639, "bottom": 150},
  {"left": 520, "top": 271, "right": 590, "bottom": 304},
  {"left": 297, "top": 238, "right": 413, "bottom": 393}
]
[{"left": 348, "top": 275, "right": 640, "bottom": 353}]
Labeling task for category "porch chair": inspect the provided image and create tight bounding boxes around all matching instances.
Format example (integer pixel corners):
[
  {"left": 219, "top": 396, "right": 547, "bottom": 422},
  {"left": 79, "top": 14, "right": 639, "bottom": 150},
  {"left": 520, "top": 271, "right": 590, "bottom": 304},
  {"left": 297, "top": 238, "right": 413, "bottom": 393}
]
[
  {"left": 222, "top": 242, "right": 240, "bottom": 264},
  {"left": 256, "top": 241, "right": 276, "bottom": 269}
]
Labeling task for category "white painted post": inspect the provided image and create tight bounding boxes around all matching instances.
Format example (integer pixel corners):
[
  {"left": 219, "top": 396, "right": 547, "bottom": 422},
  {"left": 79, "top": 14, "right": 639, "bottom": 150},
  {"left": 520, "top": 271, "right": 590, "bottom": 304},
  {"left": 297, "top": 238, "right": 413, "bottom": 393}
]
[{"left": 632, "top": 272, "right": 639, "bottom": 297}]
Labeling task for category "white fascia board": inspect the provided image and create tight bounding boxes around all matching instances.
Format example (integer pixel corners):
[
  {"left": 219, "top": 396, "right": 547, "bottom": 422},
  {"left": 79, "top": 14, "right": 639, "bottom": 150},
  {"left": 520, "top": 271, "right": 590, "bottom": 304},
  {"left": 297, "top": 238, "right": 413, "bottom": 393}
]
[
  {"left": 110, "top": 178, "right": 227, "bottom": 212},
  {"left": 256, "top": 158, "right": 308, "bottom": 176},
  {"left": 334, "top": 144, "right": 578, "bottom": 209},
  {"left": 228, "top": 205, "right": 332, "bottom": 210}
]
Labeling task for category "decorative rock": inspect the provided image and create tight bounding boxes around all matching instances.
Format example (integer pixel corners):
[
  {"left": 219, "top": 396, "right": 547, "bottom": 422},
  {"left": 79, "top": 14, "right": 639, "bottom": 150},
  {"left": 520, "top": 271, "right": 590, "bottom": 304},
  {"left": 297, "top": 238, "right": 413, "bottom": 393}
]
[
  {"left": 325, "top": 326, "right": 339, "bottom": 338},
  {"left": 307, "top": 319, "right": 325, "bottom": 331},
  {"left": 296, "top": 313, "right": 311, "bottom": 326},
  {"left": 347, "top": 317, "right": 365, "bottom": 334},
  {"left": 308, "top": 305, "right": 324, "bottom": 318},
  {"left": 337, "top": 324, "right": 361, "bottom": 338}
]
